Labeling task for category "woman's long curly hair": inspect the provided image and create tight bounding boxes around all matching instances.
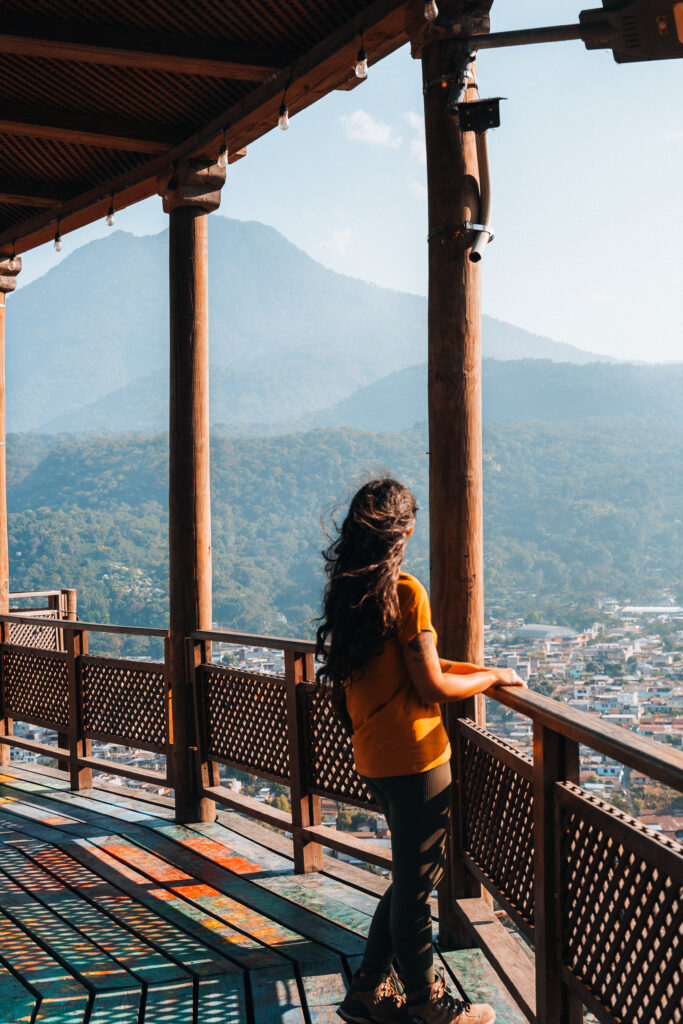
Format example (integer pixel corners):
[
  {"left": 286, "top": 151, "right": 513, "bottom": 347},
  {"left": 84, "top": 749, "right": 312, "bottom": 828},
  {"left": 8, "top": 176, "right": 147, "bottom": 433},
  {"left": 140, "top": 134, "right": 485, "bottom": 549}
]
[{"left": 315, "top": 478, "right": 418, "bottom": 728}]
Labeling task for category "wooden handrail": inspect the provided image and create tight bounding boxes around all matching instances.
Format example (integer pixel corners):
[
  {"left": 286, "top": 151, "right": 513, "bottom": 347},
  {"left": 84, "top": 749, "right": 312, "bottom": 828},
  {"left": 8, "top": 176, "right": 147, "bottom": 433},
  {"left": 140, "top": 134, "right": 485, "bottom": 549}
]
[
  {"left": 491, "top": 684, "right": 683, "bottom": 792},
  {"left": 0, "top": 613, "right": 169, "bottom": 639},
  {"left": 8, "top": 589, "right": 63, "bottom": 599},
  {"left": 191, "top": 628, "right": 317, "bottom": 654}
]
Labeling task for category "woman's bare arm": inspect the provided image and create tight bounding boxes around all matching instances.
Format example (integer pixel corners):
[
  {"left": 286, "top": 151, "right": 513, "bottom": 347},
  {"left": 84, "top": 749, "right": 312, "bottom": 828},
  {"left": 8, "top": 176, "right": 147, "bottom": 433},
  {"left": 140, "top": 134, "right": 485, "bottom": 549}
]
[
  {"left": 440, "top": 658, "right": 483, "bottom": 674},
  {"left": 402, "top": 631, "right": 526, "bottom": 704}
]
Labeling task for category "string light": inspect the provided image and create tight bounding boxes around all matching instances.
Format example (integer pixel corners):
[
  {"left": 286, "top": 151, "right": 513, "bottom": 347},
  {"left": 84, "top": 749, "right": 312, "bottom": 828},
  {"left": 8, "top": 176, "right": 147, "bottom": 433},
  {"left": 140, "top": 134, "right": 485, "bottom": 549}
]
[
  {"left": 424, "top": 0, "right": 439, "bottom": 20},
  {"left": 355, "top": 32, "right": 368, "bottom": 79},
  {"left": 218, "top": 130, "right": 229, "bottom": 168},
  {"left": 278, "top": 99, "right": 289, "bottom": 130},
  {"left": 53, "top": 221, "right": 62, "bottom": 253},
  {"left": 106, "top": 194, "right": 115, "bottom": 227}
]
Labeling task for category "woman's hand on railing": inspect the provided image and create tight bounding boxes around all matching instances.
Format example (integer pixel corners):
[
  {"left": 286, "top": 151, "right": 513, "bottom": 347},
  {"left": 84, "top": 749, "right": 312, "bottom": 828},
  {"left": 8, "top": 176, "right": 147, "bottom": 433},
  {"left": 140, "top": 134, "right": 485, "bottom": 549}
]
[{"left": 488, "top": 668, "right": 527, "bottom": 688}]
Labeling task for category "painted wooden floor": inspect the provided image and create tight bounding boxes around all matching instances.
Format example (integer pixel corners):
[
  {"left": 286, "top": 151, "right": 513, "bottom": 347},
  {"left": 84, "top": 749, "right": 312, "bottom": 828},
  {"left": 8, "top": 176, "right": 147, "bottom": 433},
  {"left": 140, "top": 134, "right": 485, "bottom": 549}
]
[{"left": 0, "top": 762, "right": 528, "bottom": 1024}]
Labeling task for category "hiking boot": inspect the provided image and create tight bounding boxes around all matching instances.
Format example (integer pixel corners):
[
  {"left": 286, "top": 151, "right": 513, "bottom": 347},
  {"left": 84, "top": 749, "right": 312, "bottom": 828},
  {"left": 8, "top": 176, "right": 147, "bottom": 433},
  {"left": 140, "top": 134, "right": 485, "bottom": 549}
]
[
  {"left": 338, "top": 969, "right": 406, "bottom": 1023},
  {"left": 402, "top": 971, "right": 495, "bottom": 1024}
]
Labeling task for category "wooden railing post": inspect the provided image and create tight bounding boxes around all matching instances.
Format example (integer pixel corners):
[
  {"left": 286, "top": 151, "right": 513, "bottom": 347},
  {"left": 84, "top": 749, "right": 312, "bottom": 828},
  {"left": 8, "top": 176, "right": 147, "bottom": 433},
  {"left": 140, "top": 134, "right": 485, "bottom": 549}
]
[
  {"left": 0, "top": 620, "right": 12, "bottom": 766},
  {"left": 188, "top": 635, "right": 219, "bottom": 794},
  {"left": 67, "top": 626, "right": 92, "bottom": 791},
  {"left": 533, "top": 723, "right": 582, "bottom": 1024},
  {"left": 285, "top": 649, "right": 323, "bottom": 873},
  {"left": 55, "top": 590, "right": 77, "bottom": 770}
]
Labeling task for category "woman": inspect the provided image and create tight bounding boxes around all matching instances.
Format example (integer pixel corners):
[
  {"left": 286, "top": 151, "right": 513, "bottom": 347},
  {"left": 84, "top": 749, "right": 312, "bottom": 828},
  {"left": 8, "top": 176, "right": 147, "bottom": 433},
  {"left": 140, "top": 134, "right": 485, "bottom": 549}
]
[{"left": 316, "top": 479, "right": 526, "bottom": 1024}]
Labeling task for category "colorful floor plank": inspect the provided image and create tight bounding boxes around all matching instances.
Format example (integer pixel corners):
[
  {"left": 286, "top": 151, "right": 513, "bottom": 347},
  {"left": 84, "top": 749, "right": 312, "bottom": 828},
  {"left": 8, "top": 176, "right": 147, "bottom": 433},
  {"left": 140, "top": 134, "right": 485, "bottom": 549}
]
[{"left": 0, "top": 763, "right": 530, "bottom": 1024}]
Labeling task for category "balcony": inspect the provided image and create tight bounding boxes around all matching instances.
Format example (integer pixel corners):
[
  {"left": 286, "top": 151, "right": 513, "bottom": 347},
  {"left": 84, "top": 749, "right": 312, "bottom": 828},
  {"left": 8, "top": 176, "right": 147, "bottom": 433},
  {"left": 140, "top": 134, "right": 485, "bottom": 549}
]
[{"left": 0, "top": 590, "right": 680, "bottom": 1024}]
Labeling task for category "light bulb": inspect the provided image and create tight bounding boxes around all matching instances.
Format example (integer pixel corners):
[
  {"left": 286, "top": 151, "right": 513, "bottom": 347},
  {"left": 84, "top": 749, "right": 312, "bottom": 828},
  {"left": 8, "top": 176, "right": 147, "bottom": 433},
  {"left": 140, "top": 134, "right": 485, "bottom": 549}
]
[
  {"left": 53, "top": 231, "right": 62, "bottom": 252},
  {"left": 106, "top": 203, "right": 115, "bottom": 227},
  {"left": 424, "top": 0, "right": 439, "bottom": 20},
  {"left": 278, "top": 101, "right": 289, "bottom": 130},
  {"left": 8, "top": 258, "right": 15, "bottom": 271},
  {"left": 218, "top": 141, "right": 229, "bottom": 168},
  {"left": 355, "top": 48, "right": 368, "bottom": 79}
]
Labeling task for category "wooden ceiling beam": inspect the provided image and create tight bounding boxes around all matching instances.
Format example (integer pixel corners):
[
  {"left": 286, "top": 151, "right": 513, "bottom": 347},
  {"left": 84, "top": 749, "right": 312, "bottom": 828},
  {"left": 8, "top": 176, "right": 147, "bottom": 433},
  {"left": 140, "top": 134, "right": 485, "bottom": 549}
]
[
  {"left": 0, "top": 103, "right": 182, "bottom": 153},
  {"left": 0, "top": 23, "right": 289, "bottom": 81},
  {"left": 0, "top": 179, "right": 69, "bottom": 207},
  {"left": 0, "top": 0, "right": 409, "bottom": 256}
]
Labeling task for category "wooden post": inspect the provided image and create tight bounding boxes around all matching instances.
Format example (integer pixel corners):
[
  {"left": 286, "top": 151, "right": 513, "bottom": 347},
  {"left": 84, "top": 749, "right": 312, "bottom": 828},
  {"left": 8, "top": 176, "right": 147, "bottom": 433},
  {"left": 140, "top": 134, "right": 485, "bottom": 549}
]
[
  {"left": 0, "top": 256, "right": 21, "bottom": 768},
  {"left": 409, "top": 0, "right": 493, "bottom": 946},
  {"left": 0, "top": 620, "right": 12, "bottom": 766},
  {"left": 160, "top": 159, "right": 225, "bottom": 824},
  {"left": 56, "top": 589, "right": 76, "bottom": 771},
  {"left": 64, "top": 588, "right": 78, "bottom": 621},
  {"left": 533, "top": 724, "right": 582, "bottom": 1024},
  {"left": 67, "top": 626, "right": 92, "bottom": 790},
  {"left": 188, "top": 634, "right": 219, "bottom": 794},
  {"left": 285, "top": 649, "right": 323, "bottom": 873},
  {"left": 0, "top": 257, "right": 20, "bottom": 619}
]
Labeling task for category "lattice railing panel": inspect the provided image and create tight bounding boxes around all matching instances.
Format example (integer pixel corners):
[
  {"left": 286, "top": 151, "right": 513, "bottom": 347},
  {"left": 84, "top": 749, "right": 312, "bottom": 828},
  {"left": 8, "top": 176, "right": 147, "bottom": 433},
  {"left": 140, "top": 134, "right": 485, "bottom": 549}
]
[
  {"left": 202, "top": 666, "right": 289, "bottom": 781},
  {"left": 559, "top": 783, "right": 682, "bottom": 1024},
  {"left": 304, "top": 685, "right": 377, "bottom": 807},
  {"left": 1, "top": 645, "right": 69, "bottom": 729},
  {"left": 8, "top": 615, "right": 59, "bottom": 651},
  {"left": 81, "top": 657, "right": 167, "bottom": 752},
  {"left": 459, "top": 721, "right": 535, "bottom": 933}
]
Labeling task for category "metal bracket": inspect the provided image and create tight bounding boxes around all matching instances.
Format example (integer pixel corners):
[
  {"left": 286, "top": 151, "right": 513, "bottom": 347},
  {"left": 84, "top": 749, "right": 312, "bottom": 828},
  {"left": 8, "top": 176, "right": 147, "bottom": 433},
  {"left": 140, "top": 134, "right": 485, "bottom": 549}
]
[{"left": 463, "top": 221, "right": 494, "bottom": 242}]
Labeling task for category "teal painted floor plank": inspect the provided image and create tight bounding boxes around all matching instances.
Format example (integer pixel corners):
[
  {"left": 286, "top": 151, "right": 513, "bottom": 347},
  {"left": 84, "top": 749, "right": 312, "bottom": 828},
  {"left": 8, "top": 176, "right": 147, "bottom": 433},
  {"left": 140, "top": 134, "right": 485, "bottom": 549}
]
[
  {"left": 301, "top": 964, "right": 351, "bottom": 1024},
  {"left": 141, "top": 980, "right": 194, "bottom": 1024},
  {"left": 0, "top": 837, "right": 188, "bottom": 986},
  {"left": 0, "top": 959, "right": 37, "bottom": 1024},
  {"left": 438, "top": 949, "right": 530, "bottom": 1024},
  {"left": 0, "top": 868, "right": 139, "bottom": 994},
  {"left": 250, "top": 965, "right": 304, "bottom": 1024},
  {"left": 0, "top": 910, "right": 89, "bottom": 1024}
]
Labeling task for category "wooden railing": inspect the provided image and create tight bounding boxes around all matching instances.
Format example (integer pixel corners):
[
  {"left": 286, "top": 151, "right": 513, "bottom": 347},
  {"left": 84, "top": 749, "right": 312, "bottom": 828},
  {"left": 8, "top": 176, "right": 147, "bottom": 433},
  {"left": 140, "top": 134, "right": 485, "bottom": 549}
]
[
  {"left": 0, "top": 613, "right": 681, "bottom": 1024},
  {"left": 0, "top": 611, "right": 171, "bottom": 790}
]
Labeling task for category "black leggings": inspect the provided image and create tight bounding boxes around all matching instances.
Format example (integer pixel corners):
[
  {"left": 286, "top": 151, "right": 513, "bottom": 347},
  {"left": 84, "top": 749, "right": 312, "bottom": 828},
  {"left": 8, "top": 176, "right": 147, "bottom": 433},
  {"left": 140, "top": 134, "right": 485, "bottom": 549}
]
[{"left": 359, "top": 760, "right": 451, "bottom": 991}]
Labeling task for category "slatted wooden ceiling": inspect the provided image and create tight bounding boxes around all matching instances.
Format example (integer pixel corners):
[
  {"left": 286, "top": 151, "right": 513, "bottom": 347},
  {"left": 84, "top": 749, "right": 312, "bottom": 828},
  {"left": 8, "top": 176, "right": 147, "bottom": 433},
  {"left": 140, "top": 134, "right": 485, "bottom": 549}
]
[{"left": 0, "top": 0, "right": 409, "bottom": 256}]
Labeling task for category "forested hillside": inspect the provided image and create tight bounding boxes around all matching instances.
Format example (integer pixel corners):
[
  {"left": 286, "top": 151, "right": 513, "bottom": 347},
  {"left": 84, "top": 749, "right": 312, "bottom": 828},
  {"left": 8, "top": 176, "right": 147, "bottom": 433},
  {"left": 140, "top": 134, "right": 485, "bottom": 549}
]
[{"left": 8, "top": 417, "right": 681, "bottom": 640}]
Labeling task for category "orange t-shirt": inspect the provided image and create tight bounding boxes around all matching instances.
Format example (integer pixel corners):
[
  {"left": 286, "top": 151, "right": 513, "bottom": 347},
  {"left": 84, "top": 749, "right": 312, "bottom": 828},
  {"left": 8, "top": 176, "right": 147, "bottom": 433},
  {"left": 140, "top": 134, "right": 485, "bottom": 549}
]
[{"left": 346, "top": 572, "right": 451, "bottom": 778}]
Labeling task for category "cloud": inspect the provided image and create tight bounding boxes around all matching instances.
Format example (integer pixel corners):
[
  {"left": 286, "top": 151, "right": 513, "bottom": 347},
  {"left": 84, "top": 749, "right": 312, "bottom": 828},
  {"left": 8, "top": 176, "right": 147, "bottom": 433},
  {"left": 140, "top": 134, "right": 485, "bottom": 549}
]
[
  {"left": 410, "top": 180, "right": 427, "bottom": 199},
  {"left": 333, "top": 228, "right": 353, "bottom": 259},
  {"left": 340, "top": 110, "right": 402, "bottom": 149}
]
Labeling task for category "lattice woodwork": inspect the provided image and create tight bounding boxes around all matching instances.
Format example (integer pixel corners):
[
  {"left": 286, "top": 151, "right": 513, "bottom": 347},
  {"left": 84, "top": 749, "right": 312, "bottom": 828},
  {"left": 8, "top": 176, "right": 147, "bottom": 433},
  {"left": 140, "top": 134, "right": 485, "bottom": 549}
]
[
  {"left": 202, "top": 667, "right": 289, "bottom": 781},
  {"left": 8, "top": 614, "right": 59, "bottom": 651},
  {"left": 560, "top": 783, "right": 682, "bottom": 1024},
  {"left": 304, "top": 685, "right": 377, "bottom": 807},
  {"left": 81, "top": 657, "right": 167, "bottom": 751},
  {"left": 1, "top": 645, "right": 69, "bottom": 729},
  {"left": 459, "top": 723, "right": 535, "bottom": 933}
]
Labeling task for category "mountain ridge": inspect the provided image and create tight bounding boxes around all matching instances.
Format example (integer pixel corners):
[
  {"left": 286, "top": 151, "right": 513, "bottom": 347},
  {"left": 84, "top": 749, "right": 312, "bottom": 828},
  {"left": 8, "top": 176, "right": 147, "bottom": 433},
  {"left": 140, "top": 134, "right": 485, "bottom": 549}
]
[{"left": 6, "top": 218, "right": 619, "bottom": 433}]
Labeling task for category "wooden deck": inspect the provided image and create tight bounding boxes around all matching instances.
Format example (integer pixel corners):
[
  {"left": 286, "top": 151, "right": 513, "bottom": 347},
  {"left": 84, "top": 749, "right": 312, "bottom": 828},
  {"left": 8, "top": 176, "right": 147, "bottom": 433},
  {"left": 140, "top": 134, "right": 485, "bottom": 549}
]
[{"left": 0, "top": 762, "right": 528, "bottom": 1024}]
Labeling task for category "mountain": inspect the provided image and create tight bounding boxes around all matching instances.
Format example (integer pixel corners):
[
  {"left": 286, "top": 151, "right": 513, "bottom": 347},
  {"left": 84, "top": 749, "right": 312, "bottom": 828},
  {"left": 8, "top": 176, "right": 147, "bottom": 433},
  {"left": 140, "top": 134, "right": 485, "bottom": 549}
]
[
  {"left": 42, "top": 357, "right": 682, "bottom": 436},
  {"left": 285, "top": 359, "right": 683, "bottom": 434},
  {"left": 7, "top": 418, "right": 681, "bottom": 642},
  {"left": 6, "top": 219, "right": 615, "bottom": 434}
]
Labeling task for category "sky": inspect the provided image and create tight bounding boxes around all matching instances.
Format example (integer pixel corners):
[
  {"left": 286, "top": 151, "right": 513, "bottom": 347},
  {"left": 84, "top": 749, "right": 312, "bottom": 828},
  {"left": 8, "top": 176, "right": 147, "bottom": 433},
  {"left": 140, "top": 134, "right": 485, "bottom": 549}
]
[{"left": 15, "top": 1, "right": 683, "bottom": 363}]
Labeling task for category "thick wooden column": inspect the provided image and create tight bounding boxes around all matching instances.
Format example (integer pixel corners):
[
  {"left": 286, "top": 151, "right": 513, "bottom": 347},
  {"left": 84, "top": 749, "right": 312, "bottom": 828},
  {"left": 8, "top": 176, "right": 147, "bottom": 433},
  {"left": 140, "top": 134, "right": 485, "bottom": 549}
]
[
  {"left": 160, "top": 160, "right": 225, "bottom": 823},
  {"left": 410, "top": 0, "right": 492, "bottom": 946},
  {"left": 0, "top": 257, "right": 20, "bottom": 617},
  {"left": 0, "top": 256, "right": 20, "bottom": 767}
]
